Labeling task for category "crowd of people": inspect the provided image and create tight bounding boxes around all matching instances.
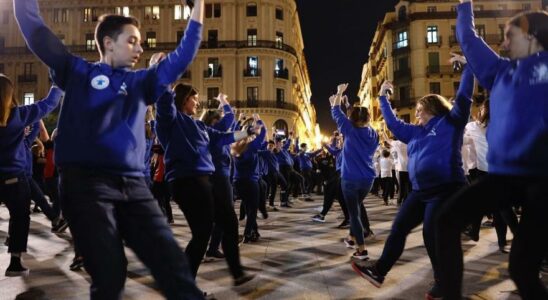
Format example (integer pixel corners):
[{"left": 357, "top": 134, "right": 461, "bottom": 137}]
[{"left": 0, "top": 0, "right": 547, "bottom": 299}]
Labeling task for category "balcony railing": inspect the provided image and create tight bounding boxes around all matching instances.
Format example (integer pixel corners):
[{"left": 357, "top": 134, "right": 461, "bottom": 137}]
[
  {"left": 274, "top": 69, "right": 289, "bottom": 79},
  {"left": 394, "top": 68, "right": 411, "bottom": 80},
  {"left": 243, "top": 68, "right": 261, "bottom": 77},
  {"left": 203, "top": 68, "right": 222, "bottom": 78},
  {"left": 426, "top": 65, "right": 461, "bottom": 75},
  {"left": 425, "top": 36, "right": 442, "bottom": 47},
  {"left": 18, "top": 74, "right": 37, "bottom": 83},
  {"left": 0, "top": 40, "right": 298, "bottom": 57},
  {"left": 232, "top": 100, "right": 299, "bottom": 112},
  {"left": 449, "top": 34, "right": 503, "bottom": 47}
]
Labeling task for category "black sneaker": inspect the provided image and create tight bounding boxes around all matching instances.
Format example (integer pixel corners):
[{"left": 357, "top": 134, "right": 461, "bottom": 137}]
[
  {"left": 206, "top": 250, "right": 225, "bottom": 260},
  {"left": 344, "top": 238, "right": 356, "bottom": 249},
  {"left": 351, "top": 262, "right": 384, "bottom": 288},
  {"left": 352, "top": 249, "right": 369, "bottom": 261},
  {"left": 69, "top": 257, "right": 84, "bottom": 271},
  {"left": 5, "top": 257, "right": 29, "bottom": 277},
  {"left": 52, "top": 218, "right": 69, "bottom": 233},
  {"left": 311, "top": 214, "right": 325, "bottom": 223},
  {"left": 425, "top": 281, "right": 443, "bottom": 300},
  {"left": 234, "top": 273, "right": 255, "bottom": 286},
  {"left": 337, "top": 220, "right": 350, "bottom": 229}
]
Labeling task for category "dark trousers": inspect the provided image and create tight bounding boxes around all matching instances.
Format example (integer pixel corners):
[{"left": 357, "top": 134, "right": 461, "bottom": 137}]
[
  {"left": 210, "top": 175, "right": 244, "bottom": 278},
  {"left": 151, "top": 180, "right": 172, "bottom": 222},
  {"left": 234, "top": 179, "right": 259, "bottom": 237},
  {"left": 170, "top": 176, "right": 214, "bottom": 278},
  {"left": 381, "top": 177, "right": 394, "bottom": 203},
  {"left": 436, "top": 175, "right": 548, "bottom": 300},
  {"left": 278, "top": 166, "right": 291, "bottom": 204},
  {"left": 377, "top": 183, "right": 463, "bottom": 282},
  {"left": 0, "top": 175, "right": 31, "bottom": 253},
  {"left": 258, "top": 177, "right": 268, "bottom": 215},
  {"left": 302, "top": 169, "right": 313, "bottom": 194},
  {"left": 28, "top": 176, "right": 57, "bottom": 221},
  {"left": 59, "top": 168, "right": 202, "bottom": 300},
  {"left": 290, "top": 170, "right": 305, "bottom": 197},
  {"left": 44, "top": 176, "right": 61, "bottom": 217},
  {"left": 341, "top": 178, "right": 373, "bottom": 246},
  {"left": 397, "top": 171, "right": 411, "bottom": 204}
]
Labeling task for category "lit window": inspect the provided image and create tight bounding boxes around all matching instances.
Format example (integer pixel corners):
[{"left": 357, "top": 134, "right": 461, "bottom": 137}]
[
  {"left": 427, "top": 26, "right": 438, "bottom": 44},
  {"left": 174, "top": 5, "right": 190, "bottom": 20},
  {"left": 146, "top": 32, "right": 157, "bottom": 48},
  {"left": 24, "top": 93, "right": 35, "bottom": 105},
  {"left": 275, "top": 32, "right": 283, "bottom": 49},
  {"left": 396, "top": 31, "right": 408, "bottom": 48},
  {"left": 145, "top": 6, "right": 160, "bottom": 20},
  {"left": 276, "top": 89, "right": 285, "bottom": 103},
  {"left": 427, "top": 6, "right": 437, "bottom": 13},
  {"left": 115, "top": 7, "right": 130, "bottom": 17},
  {"left": 85, "top": 33, "right": 95, "bottom": 51},
  {"left": 247, "top": 87, "right": 258, "bottom": 101},
  {"left": 275, "top": 59, "right": 284, "bottom": 73},
  {"left": 83, "top": 8, "right": 92, "bottom": 22}
]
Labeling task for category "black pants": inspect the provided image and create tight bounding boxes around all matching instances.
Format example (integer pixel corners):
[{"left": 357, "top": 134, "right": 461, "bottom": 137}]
[
  {"left": 302, "top": 169, "right": 313, "bottom": 194},
  {"left": 44, "top": 176, "right": 61, "bottom": 217},
  {"left": 381, "top": 177, "right": 394, "bottom": 203},
  {"left": 290, "top": 170, "right": 305, "bottom": 197},
  {"left": 436, "top": 175, "right": 548, "bottom": 299},
  {"left": 278, "top": 166, "right": 292, "bottom": 204},
  {"left": 234, "top": 179, "right": 259, "bottom": 237},
  {"left": 170, "top": 176, "right": 215, "bottom": 278},
  {"left": 210, "top": 175, "right": 244, "bottom": 278},
  {"left": 266, "top": 171, "right": 287, "bottom": 206},
  {"left": 60, "top": 168, "right": 202, "bottom": 300},
  {"left": 28, "top": 176, "right": 57, "bottom": 221},
  {"left": 320, "top": 171, "right": 350, "bottom": 221},
  {"left": 398, "top": 171, "right": 411, "bottom": 204},
  {"left": 151, "top": 180, "right": 172, "bottom": 222},
  {"left": 0, "top": 175, "right": 31, "bottom": 253},
  {"left": 258, "top": 176, "right": 268, "bottom": 215}
]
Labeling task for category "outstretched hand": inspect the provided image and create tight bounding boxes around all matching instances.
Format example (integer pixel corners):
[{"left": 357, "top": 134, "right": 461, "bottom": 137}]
[
  {"left": 449, "top": 52, "right": 467, "bottom": 65},
  {"left": 215, "top": 93, "right": 229, "bottom": 106}
]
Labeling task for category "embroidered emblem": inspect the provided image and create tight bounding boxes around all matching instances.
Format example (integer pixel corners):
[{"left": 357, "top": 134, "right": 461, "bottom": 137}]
[
  {"left": 530, "top": 63, "right": 548, "bottom": 85},
  {"left": 91, "top": 75, "right": 110, "bottom": 90}
]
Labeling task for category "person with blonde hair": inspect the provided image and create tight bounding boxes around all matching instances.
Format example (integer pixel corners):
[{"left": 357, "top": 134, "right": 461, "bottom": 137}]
[
  {"left": 0, "top": 74, "right": 63, "bottom": 276},
  {"left": 352, "top": 53, "right": 473, "bottom": 300}
]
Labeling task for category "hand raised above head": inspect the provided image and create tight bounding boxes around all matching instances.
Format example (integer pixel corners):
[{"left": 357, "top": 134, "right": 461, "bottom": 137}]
[
  {"left": 336, "top": 83, "right": 349, "bottom": 95},
  {"left": 216, "top": 93, "right": 229, "bottom": 106},
  {"left": 379, "top": 81, "right": 394, "bottom": 99}
]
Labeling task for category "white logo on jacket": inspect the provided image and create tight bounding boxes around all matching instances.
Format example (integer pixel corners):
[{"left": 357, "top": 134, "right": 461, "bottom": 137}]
[
  {"left": 427, "top": 128, "right": 437, "bottom": 137},
  {"left": 118, "top": 82, "right": 128, "bottom": 96},
  {"left": 91, "top": 75, "right": 110, "bottom": 90},
  {"left": 530, "top": 63, "right": 548, "bottom": 85}
]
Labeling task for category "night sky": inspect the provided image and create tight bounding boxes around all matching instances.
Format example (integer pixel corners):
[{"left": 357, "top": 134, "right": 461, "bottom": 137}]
[{"left": 295, "top": 0, "right": 400, "bottom": 133}]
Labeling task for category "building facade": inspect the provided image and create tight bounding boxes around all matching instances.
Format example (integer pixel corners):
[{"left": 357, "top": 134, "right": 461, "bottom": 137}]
[
  {"left": 0, "top": 0, "right": 318, "bottom": 144},
  {"left": 357, "top": 0, "right": 542, "bottom": 130}
]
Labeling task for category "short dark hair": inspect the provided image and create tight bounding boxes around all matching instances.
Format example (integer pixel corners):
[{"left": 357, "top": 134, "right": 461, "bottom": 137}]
[
  {"left": 349, "top": 106, "right": 371, "bottom": 127},
  {"left": 382, "top": 149, "right": 391, "bottom": 158},
  {"left": 268, "top": 140, "right": 275, "bottom": 145},
  {"left": 95, "top": 14, "right": 140, "bottom": 55},
  {"left": 203, "top": 110, "right": 222, "bottom": 126},
  {"left": 508, "top": 10, "right": 548, "bottom": 50},
  {"left": 173, "top": 83, "right": 199, "bottom": 111},
  {"left": 300, "top": 143, "right": 307, "bottom": 148}
]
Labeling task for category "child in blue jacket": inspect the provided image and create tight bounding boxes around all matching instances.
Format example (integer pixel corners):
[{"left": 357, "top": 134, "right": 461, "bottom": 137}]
[{"left": 436, "top": 2, "right": 548, "bottom": 299}]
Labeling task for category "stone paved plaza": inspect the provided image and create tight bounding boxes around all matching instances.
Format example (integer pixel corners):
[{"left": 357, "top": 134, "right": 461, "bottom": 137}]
[{"left": 1, "top": 194, "right": 545, "bottom": 299}]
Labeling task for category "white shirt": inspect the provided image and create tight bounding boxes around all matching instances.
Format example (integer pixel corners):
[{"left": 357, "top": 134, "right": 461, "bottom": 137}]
[
  {"left": 390, "top": 140, "right": 408, "bottom": 172},
  {"left": 465, "top": 121, "right": 488, "bottom": 172},
  {"left": 380, "top": 157, "right": 394, "bottom": 178}
]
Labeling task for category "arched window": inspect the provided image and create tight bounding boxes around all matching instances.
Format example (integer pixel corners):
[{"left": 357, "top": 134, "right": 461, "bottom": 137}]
[
  {"left": 273, "top": 119, "right": 289, "bottom": 136},
  {"left": 398, "top": 6, "right": 407, "bottom": 21}
]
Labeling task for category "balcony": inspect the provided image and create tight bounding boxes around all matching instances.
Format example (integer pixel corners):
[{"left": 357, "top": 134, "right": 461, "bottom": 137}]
[
  {"left": 425, "top": 36, "right": 442, "bottom": 47},
  {"left": 392, "top": 43, "right": 410, "bottom": 56},
  {"left": 394, "top": 68, "right": 411, "bottom": 80},
  {"left": 231, "top": 100, "right": 299, "bottom": 113},
  {"left": 203, "top": 68, "right": 222, "bottom": 78},
  {"left": 243, "top": 68, "right": 261, "bottom": 77},
  {"left": 426, "top": 65, "right": 461, "bottom": 76},
  {"left": 18, "top": 74, "right": 37, "bottom": 83},
  {"left": 199, "top": 40, "right": 297, "bottom": 57},
  {"left": 274, "top": 69, "right": 289, "bottom": 79}
]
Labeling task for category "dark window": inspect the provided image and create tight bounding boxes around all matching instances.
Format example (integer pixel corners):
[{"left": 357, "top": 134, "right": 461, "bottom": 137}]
[
  {"left": 213, "top": 3, "right": 221, "bottom": 17},
  {"left": 276, "top": 89, "right": 285, "bottom": 103},
  {"left": 207, "top": 87, "right": 219, "bottom": 101},
  {"left": 0, "top": 37, "right": 4, "bottom": 50},
  {"left": 205, "top": 3, "right": 221, "bottom": 18},
  {"left": 205, "top": 4, "right": 212, "bottom": 18},
  {"left": 398, "top": 6, "right": 407, "bottom": 21},
  {"left": 453, "top": 82, "right": 460, "bottom": 94},
  {"left": 53, "top": 9, "right": 60, "bottom": 23},
  {"left": 0, "top": 63, "right": 4, "bottom": 74},
  {"left": 23, "top": 63, "right": 33, "bottom": 76},
  {"left": 91, "top": 8, "right": 98, "bottom": 22},
  {"left": 247, "top": 29, "right": 257, "bottom": 46},
  {"left": 61, "top": 9, "right": 68, "bottom": 22},
  {"left": 207, "top": 57, "right": 220, "bottom": 77},
  {"left": 476, "top": 25, "right": 486, "bottom": 39},
  {"left": 428, "top": 52, "right": 440, "bottom": 72},
  {"left": 401, "top": 114, "right": 411, "bottom": 123},
  {"left": 275, "top": 8, "right": 283, "bottom": 20},
  {"left": 208, "top": 30, "right": 218, "bottom": 47},
  {"left": 247, "top": 3, "right": 257, "bottom": 17},
  {"left": 274, "top": 119, "right": 289, "bottom": 135},
  {"left": 177, "top": 31, "right": 184, "bottom": 43},
  {"left": 247, "top": 87, "right": 258, "bottom": 101},
  {"left": 429, "top": 82, "right": 441, "bottom": 94},
  {"left": 399, "top": 86, "right": 410, "bottom": 103}
]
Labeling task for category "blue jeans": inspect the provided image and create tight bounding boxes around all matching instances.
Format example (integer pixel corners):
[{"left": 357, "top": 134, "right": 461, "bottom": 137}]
[
  {"left": 341, "top": 178, "right": 373, "bottom": 246},
  {"left": 0, "top": 174, "right": 31, "bottom": 253},
  {"left": 376, "top": 183, "right": 463, "bottom": 281},
  {"left": 59, "top": 167, "right": 203, "bottom": 300}
]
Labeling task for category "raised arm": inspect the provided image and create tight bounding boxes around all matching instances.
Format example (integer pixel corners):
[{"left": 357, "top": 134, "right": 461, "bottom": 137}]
[
  {"left": 14, "top": 0, "right": 74, "bottom": 86},
  {"left": 248, "top": 121, "right": 267, "bottom": 152},
  {"left": 18, "top": 86, "right": 63, "bottom": 127},
  {"left": 213, "top": 94, "right": 235, "bottom": 131},
  {"left": 449, "top": 55, "right": 474, "bottom": 125},
  {"left": 457, "top": 1, "right": 505, "bottom": 90},
  {"left": 147, "top": 0, "right": 204, "bottom": 98},
  {"left": 378, "top": 81, "right": 419, "bottom": 144},
  {"left": 154, "top": 91, "right": 178, "bottom": 134}
]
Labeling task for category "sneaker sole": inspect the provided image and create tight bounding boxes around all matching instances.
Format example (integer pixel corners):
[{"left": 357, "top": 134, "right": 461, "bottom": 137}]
[
  {"left": 5, "top": 270, "right": 30, "bottom": 277},
  {"left": 311, "top": 218, "right": 325, "bottom": 223},
  {"left": 351, "top": 262, "right": 382, "bottom": 288},
  {"left": 352, "top": 254, "right": 370, "bottom": 261}
]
